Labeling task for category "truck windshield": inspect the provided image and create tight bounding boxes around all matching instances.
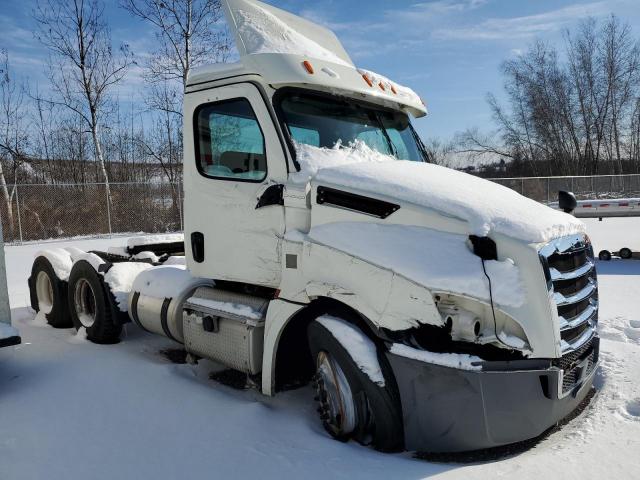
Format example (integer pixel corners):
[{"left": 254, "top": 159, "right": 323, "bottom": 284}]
[{"left": 278, "top": 91, "right": 427, "bottom": 162}]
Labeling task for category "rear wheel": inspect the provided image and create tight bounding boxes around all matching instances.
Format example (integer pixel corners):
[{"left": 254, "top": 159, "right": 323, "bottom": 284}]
[
  {"left": 30, "top": 256, "right": 72, "bottom": 328},
  {"left": 307, "top": 319, "right": 404, "bottom": 452},
  {"left": 599, "top": 250, "right": 612, "bottom": 261},
  {"left": 620, "top": 247, "right": 633, "bottom": 259},
  {"left": 68, "top": 260, "right": 122, "bottom": 344}
]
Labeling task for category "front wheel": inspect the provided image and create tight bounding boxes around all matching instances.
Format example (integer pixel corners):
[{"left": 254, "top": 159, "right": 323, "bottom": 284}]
[{"left": 307, "top": 318, "right": 404, "bottom": 452}]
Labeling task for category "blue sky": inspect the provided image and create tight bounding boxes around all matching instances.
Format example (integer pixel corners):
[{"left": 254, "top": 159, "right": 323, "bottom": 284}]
[{"left": 1, "top": 0, "right": 639, "bottom": 140}]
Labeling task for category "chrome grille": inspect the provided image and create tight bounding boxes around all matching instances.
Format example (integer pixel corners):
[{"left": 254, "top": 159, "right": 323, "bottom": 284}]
[
  {"left": 553, "top": 336, "right": 599, "bottom": 395},
  {"left": 539, "top": 234, "right": 599, "bottom": 354}
]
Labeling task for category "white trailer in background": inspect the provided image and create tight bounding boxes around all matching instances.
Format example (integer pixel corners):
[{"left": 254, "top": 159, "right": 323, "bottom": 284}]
[
  {"left": 552, "top": 196, "right": 640, "bottom": 260},
  {"left": 28, "top": 0, "right": 600, "bottom": 454}
]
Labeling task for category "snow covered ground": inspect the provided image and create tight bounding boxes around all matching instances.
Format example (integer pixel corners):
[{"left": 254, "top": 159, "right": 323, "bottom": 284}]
[{"left": 1, "top": 221, "right": 640, "bottom": 479}]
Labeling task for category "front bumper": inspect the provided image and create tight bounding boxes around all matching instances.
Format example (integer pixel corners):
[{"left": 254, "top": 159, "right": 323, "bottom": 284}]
[{"left": 386, "top": 338, "right": 599, "bottom": 453}]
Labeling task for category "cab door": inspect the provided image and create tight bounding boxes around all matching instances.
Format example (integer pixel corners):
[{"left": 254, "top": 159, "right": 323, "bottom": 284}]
[{"left": 183, "top": 83, "right": 287, "bottom": 287}]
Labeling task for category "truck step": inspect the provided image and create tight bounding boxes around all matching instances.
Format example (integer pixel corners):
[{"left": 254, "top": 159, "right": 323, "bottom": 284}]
[{"left": 183, "top": 287, "right": 269, "bottom": 375}]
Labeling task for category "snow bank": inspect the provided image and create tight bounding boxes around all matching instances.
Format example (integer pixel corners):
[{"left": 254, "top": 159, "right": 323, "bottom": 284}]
[
  {"left": 317, "top": 315, "right": 385, "bottom": 386},
  {"left": 185, "top": 297, "right": 263, "bottom": 321},
  {"left": 292, "top": 140, "right": 391, "bottom": 184},
  {"left": 103, "top": 263, "right": 154, "bottom": 312},
  {"left": 132, "top": 265, "right": 199, "bottom": 300},
  {"left": 390, "top": 343, "right": 482, "bottom": 371},
  {"left": 301, "top": 142, "right": 584, "bottom": 242},
  {"left": 67, "top": 327, "right": 88, "bottom": 344},
  {"left": 309, "top": 222, "right": 524, "bottom": 307},
  {"left": 126, "top": 234, "right": 184, "bottom": 249},
  {"left": 0, "top": 322, "right": 19, "bottom": 341},
  {"left": 235, "top": 6, "right": 351, "bottom": 66},
  {"left": 36, "top": 248, "right": 73, "bottom": 281}
]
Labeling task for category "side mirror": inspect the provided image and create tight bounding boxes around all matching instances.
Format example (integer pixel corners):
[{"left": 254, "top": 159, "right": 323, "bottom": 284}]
[{"left": 558, "top": 191, "right": 577, "bottom": 214}]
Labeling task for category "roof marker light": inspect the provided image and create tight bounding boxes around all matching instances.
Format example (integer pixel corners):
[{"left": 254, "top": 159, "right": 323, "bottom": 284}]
[
  {"left": 362, "top": 73, "right": 373, "bottom": 87},
  {"left": 378, "top": 82, "right": 386, "bottom": 91},
  {"left": 391, "top": 85, "right": 398, "bottom": 95},
  {"left": 302, "top": 61, "right": 315, "bottom": 74}
]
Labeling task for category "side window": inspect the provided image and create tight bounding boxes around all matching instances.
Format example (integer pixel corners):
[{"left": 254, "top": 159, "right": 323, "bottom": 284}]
[{"left": 195, "top": 98, "right": 267, "bottom": 181}]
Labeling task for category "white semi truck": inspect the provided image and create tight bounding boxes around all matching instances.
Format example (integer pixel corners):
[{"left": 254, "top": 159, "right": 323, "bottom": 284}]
[{"left": 28, "top": 0, "right": 599, "bottom": 453}]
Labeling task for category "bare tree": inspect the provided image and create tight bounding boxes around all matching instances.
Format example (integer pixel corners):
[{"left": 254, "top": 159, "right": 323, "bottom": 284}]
[
  {"left": 469, "top": 16, "right": 640, "bottom": 177},
  {"left": 34, "top": 0, "right": 134, "bottom": 204},
  {"left": 122, "top": 0, "right": 229, "bottom": 200},
  {"left": 122, "top": 0, "right": 230, "bottom": 91},
  {"left": 0, "top": 51, "right": 32, "bottom": 240}
]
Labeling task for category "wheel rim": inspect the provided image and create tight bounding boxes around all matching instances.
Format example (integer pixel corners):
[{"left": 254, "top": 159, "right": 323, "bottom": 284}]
[
  {"left": 315, "top": 350, "right": 357, "bottom": 437},
  {"left": 74, "top": 278, "right": 97, "bottom": 328},
  {"left": 36, "top": 271, "right": 54, "bottom": 315}
]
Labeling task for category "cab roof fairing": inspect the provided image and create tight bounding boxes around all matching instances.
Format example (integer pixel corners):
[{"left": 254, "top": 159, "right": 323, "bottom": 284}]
[{"left": 186, "top": 0, "right": 428, "bottom": 118}]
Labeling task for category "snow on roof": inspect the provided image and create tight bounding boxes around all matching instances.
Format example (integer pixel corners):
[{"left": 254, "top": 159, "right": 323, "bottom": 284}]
[
  {"left": 308, "top": 143, "right": 584, "bottom": 243},
  {"left": 224, "top": 0, "right": 353, "bottom": 67}
]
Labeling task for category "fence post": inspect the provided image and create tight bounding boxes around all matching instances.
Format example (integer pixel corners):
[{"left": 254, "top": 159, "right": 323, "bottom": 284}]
[
  {"left": 15, "top": 185, "right": 23, "bottom": 245},
  {"left": 177, "top": 183, "right": 184, "bottom": 231},
  {"left": 105, "top": 183, "right": 113, "bottom": 238},
  {"left": 546, "top": 178, "right": 550, "bottom": 204}
]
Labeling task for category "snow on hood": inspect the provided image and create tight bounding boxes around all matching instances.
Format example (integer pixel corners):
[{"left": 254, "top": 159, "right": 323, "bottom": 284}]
[
  {"left": 296, "top": 141, "right": 585, "bottom": 243},
  {"left": 291, "top": 140, "right": 391, "bottom": 184},
  {"left": 309, "top": 222, "right": 524, "bottom": 307}
]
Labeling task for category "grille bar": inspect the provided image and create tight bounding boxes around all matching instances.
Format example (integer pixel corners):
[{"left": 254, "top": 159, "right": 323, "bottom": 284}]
[
  {"left": 549, "top": 259, "right": 594, "bottom": 281},
  {"left": 559, "top": 303, "right": 598, "bottom": 330},
  {"left": 539, "top": 233, "right": 599, "bottom": 363},
  {"left": 553, "top": 281, "right": 597, "bottom": 307}
]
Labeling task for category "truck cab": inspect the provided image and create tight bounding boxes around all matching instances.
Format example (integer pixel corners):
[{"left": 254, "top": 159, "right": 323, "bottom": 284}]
[
  {"left": 30, "top": 0, "right": 599, "bottom": 454},
  {"left": 179, "top": 0, "right": 600, "bottom": 452}
]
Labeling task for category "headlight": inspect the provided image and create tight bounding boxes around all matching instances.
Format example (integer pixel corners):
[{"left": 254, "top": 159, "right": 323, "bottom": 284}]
[{"left": 435, "top": 293, "right": 531, "bottom": 352}]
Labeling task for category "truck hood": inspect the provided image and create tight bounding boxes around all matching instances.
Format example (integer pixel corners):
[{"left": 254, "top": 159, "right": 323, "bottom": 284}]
[{"left": 299, "top": 142, "right": 584, "bottom": 244}]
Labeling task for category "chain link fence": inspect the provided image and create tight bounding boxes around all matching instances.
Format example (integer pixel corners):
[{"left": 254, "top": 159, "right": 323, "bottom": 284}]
[
  {"left": 1, "top": 182, "right": 183, "bottom": 245},
  {"left": 488, "top": 174, "right": 640, "bottom": 204},
  {"left": 2, "top": 174, "right": 640, "bottom": 244}
]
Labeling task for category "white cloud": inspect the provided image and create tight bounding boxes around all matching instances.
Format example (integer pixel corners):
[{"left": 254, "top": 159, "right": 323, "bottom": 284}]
[{"left": 432, "top": 2, "right": 610, "bottom": 40}]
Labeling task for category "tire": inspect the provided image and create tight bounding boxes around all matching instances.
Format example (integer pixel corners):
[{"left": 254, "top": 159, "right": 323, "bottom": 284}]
[
  {"left": 307, "top": 319, "right": 404, "bottom": 452},
  {"left": 67, "top": 260, "right": 122, "bottom": 344},
  {"left": 29, "top": 256, "right": 72, "bottom": 328},
  {"left": 599, "top": 250, "right": 612, "bottom": 261},
  {"left": 620, "top": 248, "right": 633, "bottom": 259}
]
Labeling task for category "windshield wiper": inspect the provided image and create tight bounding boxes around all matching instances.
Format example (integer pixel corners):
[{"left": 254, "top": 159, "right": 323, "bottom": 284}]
[{"left": 372, "top": 111, "right": 398, "bottom": 157}]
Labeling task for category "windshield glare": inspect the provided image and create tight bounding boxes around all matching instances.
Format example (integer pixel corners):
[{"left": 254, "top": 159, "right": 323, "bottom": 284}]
[{"left": 279, "top": 92, "right": 426, "bottom": 162}]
